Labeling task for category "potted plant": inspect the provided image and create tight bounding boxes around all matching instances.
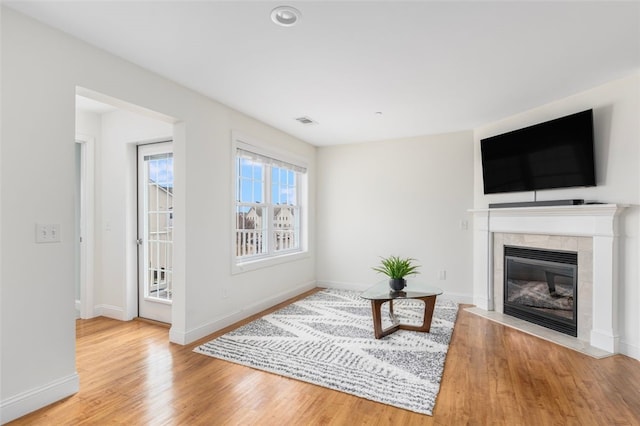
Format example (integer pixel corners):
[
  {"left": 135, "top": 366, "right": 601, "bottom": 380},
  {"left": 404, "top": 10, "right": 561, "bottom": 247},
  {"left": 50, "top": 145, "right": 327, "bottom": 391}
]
[{"left": 372, "top": 255, "right": 421, "bottom": 291}]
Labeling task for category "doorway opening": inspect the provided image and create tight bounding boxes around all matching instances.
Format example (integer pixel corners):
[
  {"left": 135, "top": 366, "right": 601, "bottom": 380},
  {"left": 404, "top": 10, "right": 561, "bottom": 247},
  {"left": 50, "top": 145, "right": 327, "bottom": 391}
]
[{"left": 75, "top": 87, "right": 176, "bottom": 326}]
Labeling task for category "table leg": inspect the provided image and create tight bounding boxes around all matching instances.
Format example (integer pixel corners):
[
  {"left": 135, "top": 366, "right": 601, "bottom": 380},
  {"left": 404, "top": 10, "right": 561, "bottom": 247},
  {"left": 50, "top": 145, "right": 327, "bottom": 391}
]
[
  {"left": 371, "top": 299, "right": 399, "bottom": 339},
  {"left": 370, "top": 296, "right": 438, "bottom": 338},
  {"left": 398, "top": 295, "right": 437, "bottom": 333}
]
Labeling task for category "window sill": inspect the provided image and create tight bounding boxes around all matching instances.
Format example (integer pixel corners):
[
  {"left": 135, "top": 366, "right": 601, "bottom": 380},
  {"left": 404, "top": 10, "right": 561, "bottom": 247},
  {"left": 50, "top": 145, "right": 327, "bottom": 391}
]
[
  {"left": 232, "top": 250, "right": 309, "bottom": 274},
  {"left": 143, "top": 297, "right": 173, "bottom": 305}
]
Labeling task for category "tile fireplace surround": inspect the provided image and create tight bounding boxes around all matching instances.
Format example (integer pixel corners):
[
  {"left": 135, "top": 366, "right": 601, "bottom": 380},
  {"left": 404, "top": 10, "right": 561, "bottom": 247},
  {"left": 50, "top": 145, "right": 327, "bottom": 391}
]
[{"left": 469, "top": 204, "right": 626, "bottom": 357}]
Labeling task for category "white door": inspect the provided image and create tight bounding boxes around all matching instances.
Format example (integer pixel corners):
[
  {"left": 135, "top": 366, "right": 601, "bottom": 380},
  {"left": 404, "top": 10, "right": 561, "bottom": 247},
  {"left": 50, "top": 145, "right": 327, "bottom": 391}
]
[{"left": 138, "top": 142, "right": 173, "bottom": 323}]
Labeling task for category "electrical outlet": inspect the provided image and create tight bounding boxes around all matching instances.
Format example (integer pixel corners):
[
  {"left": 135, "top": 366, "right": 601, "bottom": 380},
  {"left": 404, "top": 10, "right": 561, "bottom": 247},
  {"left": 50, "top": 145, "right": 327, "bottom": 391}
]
[
  {"left": 439, "top": 270, "right": 447, "bottom": 280},
  {"left": 222, "top": 287, "right": 229, "bottom": 299},
  {"left": 460, "top": 220, "right": 469, "bottom": 230}
]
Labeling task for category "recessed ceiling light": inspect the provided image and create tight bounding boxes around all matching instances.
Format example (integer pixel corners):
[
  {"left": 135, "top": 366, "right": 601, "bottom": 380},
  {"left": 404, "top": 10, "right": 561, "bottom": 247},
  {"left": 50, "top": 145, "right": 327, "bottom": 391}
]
[{"left": 271, "top": 6, "right": 301, "bottom": 27}]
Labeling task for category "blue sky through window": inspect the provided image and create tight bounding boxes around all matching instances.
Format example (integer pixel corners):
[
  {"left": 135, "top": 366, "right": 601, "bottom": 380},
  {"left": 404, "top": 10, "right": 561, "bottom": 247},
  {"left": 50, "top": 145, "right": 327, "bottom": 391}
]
[
  {"left": 238, "top": 158, "right": 263, "bottom": 205},
  {"left": 237, "top": 159, "right": 297, "bottom": 210},
  {"left": 148, "top": 155, "right": 173, "bottom": 188},
  {"left": 272, "top": 167, "right": 296, "bottom": 205}
]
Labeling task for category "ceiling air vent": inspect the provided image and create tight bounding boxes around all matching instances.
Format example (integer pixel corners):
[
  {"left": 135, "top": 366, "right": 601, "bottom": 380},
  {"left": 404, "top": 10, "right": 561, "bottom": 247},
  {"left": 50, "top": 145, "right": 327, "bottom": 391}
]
[{"left": 295, "top": 116, "right": 317, "bottom": 125}]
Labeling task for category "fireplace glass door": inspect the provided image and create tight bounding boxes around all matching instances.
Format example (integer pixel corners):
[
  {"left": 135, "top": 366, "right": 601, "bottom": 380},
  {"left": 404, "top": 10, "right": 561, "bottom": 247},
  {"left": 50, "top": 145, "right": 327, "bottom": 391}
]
[{"left": 504, "top": 246, "right": 577, "bottom": 336}]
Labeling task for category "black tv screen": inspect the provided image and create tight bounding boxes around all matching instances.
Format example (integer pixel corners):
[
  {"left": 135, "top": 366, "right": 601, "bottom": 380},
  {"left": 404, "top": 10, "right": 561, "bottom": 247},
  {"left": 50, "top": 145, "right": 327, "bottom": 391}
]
[{"left": 480, "top": 110, "right": 596, "bottom": 194}]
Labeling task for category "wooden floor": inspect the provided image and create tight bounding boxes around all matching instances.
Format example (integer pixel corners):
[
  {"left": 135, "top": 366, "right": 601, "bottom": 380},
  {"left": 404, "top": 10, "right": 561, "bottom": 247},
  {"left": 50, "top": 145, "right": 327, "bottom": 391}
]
[{"left": 9, "top": 289, "right": 640, "bottom": 425}]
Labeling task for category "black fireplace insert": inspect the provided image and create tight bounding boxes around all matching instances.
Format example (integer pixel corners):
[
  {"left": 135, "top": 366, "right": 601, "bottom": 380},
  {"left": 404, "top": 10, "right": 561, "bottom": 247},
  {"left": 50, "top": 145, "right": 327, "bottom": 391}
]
[{"left": 504, "top": 246, "right": 577, "bottom": 337}]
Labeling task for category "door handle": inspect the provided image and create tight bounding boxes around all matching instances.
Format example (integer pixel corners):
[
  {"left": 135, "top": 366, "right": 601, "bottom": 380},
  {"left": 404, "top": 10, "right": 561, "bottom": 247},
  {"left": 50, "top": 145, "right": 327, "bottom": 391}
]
[{"left": 136, "top": 238, "right": 143, "bottom": 246}]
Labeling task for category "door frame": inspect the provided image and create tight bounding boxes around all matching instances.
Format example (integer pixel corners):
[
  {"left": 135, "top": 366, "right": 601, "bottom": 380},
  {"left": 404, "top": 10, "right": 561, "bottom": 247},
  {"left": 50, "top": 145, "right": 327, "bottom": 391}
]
[{"left": 75, "top": 135, "right": 96, "bottom": 319}]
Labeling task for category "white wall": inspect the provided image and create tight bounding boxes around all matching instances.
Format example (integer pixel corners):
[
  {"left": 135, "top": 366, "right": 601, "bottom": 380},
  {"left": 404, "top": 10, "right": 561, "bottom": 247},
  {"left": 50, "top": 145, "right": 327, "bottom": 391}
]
[
  {"left": 76, "top": 110, "right": 101, "bottom": 138},
  {"left": 1, "top": 9, "right": 79, "bottom": 422},
  {"left": 316, "top": 131, "right": 474, "bottom": 302},
  {"left": 0, "top": 8, "right": 316, "bottom": 422},
  {"left": 473, "top": 72, "right": 640, "bottom": 359}
]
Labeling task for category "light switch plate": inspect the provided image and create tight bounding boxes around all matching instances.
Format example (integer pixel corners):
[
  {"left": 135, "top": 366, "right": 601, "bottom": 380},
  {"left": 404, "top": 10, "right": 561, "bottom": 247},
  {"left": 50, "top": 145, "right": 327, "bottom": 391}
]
[{"left": 36, "top": 224, "right": 61, "bottom": 243}]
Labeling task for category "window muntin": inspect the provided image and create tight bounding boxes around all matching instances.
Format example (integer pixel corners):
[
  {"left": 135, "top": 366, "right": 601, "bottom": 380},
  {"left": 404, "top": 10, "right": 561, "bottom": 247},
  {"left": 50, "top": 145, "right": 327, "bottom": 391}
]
[{"left": 235, "top": 146, "right": 305, "bottom": 262}]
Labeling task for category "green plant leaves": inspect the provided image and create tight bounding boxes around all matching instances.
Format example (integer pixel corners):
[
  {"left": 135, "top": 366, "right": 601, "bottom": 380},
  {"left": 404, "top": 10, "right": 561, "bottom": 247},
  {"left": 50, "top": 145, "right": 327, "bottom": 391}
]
[{"left": 372, "top": 255, "right": 421, "bottom": 279}]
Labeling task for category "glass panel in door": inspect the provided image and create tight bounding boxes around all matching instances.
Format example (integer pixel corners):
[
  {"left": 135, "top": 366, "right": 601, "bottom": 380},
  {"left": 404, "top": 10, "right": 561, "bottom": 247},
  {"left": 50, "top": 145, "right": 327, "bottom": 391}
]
[{"left": 138, "top": 142, "right": 173, "bottom": 323}]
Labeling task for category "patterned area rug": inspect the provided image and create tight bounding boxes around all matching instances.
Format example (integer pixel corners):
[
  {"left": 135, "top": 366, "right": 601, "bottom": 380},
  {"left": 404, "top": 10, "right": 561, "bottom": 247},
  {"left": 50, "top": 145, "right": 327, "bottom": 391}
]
[{"left": 194, "top": 288, "right": 459, "bottom": 415}]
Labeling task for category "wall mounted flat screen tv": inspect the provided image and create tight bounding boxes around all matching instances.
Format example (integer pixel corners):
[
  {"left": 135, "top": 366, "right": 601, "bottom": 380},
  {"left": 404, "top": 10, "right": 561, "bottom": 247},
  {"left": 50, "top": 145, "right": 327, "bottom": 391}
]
[{"left": 480, "top": 109, "right": 596, "bottom": 194}]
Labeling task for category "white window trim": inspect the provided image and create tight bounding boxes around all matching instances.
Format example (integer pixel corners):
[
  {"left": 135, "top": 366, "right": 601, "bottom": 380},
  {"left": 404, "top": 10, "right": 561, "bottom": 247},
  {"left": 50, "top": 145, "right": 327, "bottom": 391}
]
[{"left": 231, "top": 131, "right": 309, "bottom": 274}]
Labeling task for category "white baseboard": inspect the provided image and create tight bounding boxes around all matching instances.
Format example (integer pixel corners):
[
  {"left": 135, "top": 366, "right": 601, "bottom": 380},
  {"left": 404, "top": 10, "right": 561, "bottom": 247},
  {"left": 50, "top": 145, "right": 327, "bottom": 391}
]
[
  {"left": 94, "top": 304, "right": 126, "bottom": 321},
  {"left": 316, "top": 280, "right": 368, "bottom": 292},
  {"left": 619, "top": 339, "right": 640, "bottom": 361},
  {"left": 170, "top": 281, "right": 317, "bottom": 345},
  {"left": 0, "top": 373, "right": 79, "bottom": 424},
  {"left": 442, "top": 292, "right": 474, "bottom": 305}
]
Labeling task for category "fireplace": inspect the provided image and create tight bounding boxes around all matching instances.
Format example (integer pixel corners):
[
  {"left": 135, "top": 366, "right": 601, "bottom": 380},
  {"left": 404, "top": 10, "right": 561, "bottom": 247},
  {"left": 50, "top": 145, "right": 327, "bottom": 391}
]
[
  {"left": 504, "top": 246, "right": 577, "bottom": 336},
  {"left": 471, "top": 204, "right": 625, "bottom": 354}
]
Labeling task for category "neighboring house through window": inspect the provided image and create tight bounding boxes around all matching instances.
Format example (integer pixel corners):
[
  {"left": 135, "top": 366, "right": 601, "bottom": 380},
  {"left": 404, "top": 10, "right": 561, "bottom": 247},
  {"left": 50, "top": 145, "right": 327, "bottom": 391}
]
[{"left": 234, "top": 135, "right": 307, "bottom": 267}]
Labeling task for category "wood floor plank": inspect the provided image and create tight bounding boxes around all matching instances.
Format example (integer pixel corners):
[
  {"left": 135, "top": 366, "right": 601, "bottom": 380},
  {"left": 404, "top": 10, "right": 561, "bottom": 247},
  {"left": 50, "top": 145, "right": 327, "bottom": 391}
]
[{"left": 7, "top": 289, "right": 640, "bottom": 425}]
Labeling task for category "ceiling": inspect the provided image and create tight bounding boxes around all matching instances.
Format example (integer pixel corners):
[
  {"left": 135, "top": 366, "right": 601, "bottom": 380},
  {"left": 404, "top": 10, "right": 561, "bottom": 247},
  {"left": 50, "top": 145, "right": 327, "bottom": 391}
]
[{"left": 6, "top": 1, "right": 640, "bottom": 146}]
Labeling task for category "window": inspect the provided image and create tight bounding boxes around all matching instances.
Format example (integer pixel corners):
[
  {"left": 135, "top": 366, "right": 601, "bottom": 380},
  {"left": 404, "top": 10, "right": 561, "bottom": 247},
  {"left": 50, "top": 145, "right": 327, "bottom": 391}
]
[{"left": 235, "top": 141, "right": 307, "bottom": 264}]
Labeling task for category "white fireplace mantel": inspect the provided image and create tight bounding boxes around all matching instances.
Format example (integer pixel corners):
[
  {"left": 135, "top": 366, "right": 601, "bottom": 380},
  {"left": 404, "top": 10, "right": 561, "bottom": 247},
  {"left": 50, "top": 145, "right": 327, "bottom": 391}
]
[{"left": 470, "top": 204, "right": 626, "bottom": 354}]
